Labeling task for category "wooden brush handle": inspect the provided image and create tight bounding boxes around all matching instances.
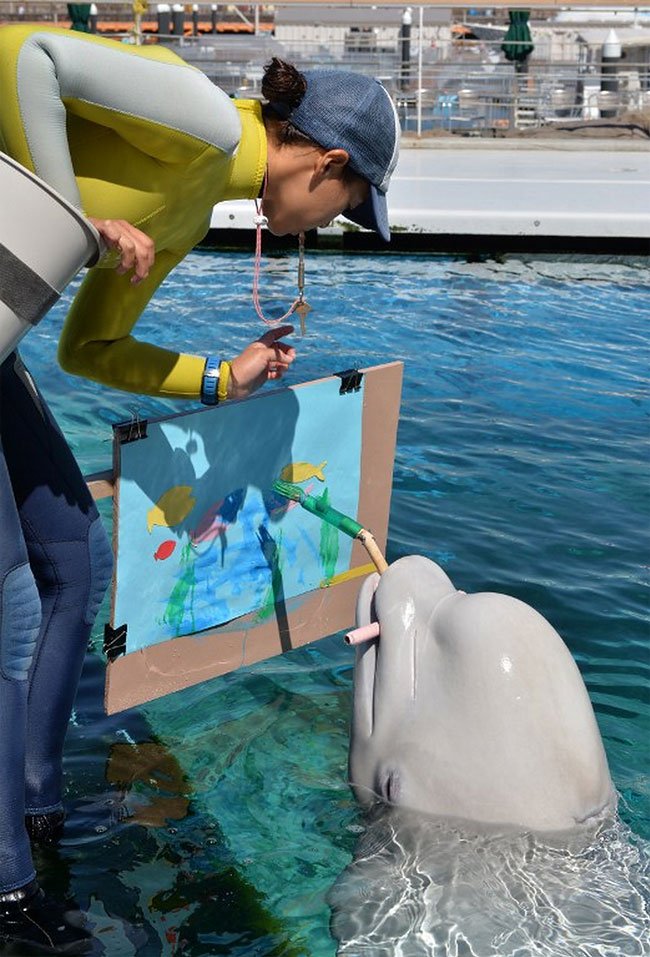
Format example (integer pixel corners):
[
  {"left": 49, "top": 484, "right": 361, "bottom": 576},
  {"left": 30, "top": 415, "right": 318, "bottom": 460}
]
[{"left": 357, "top": 529, "right": 389, "bottom": 574}]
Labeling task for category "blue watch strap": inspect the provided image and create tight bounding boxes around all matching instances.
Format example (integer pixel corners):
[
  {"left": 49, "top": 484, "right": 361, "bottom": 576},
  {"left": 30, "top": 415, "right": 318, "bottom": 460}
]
[{"left": 201, "top": 356, "right": 220, "bottom": 405}]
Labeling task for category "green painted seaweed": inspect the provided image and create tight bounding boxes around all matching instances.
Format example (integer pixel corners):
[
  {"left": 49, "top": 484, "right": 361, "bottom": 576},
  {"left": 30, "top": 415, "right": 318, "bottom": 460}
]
[
  {"left": 161, "top": 541, "right": 197, "bottom": 636},
  {"left": 317, "top": 488, "right": 339, "bottom": 582}
]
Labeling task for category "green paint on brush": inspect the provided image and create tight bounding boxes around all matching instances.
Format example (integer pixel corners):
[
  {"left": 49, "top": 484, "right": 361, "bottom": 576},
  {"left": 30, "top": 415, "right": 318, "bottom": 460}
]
[
  {"left": 272, "top": 480, "right": 363, "bottom": 539},
  {"left": 318, "top": 488, "right": 339, "bottom": 581},
  {"left": 161, "top": 541, "right": 196, "bottom": 636}
]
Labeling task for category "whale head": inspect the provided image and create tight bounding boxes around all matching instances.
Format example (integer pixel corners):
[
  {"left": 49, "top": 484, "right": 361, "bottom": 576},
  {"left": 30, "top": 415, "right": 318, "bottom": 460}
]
[{"left": 349, "top": 555, "right": 616, "bottom": 832}]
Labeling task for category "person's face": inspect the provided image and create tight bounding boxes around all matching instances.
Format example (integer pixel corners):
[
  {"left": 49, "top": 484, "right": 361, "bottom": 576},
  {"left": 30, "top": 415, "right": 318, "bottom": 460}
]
[{"left": 263, "top": 146, "right": 369, "bottom": 236}]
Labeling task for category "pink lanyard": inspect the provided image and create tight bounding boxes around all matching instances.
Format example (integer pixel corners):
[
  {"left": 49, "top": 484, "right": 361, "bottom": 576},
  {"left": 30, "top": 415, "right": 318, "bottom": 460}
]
[{"left": 252, "top": 174, "right": 306, "bottom": 326}]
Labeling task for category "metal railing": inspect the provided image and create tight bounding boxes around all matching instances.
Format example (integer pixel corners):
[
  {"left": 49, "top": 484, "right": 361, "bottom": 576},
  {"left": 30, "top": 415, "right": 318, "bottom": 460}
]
[
  {"left": 2, "top": 2, "right": 649, "bottom": 134},
  {"left": 170, "top": 35, "right": 650, "bottom": 134},
  {"left": 395, "top": 60, "right": 650, "bottom": 134}
]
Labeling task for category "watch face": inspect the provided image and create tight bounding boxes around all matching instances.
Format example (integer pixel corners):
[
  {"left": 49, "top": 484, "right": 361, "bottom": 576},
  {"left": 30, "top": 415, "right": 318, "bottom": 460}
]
[{"left": 201, "top": 359, "right": 221, "bottom": 405}]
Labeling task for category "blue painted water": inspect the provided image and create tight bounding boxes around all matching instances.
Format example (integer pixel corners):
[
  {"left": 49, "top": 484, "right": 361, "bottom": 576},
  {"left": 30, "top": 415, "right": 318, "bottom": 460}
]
[{"left": 15, "top": 252, "right": 650, "bottom": 955}]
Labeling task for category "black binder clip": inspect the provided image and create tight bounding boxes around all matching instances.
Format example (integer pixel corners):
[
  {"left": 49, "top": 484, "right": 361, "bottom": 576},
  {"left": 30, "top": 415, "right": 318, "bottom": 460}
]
[
  {"left": 335, "top": 368, "right": 363, "bottom": 394},
  {"left": 104, "top": 622, "right": 127, "bottom": 662},
  {"left": 114, "top": 409, "right": 147, "bottom": 445}
]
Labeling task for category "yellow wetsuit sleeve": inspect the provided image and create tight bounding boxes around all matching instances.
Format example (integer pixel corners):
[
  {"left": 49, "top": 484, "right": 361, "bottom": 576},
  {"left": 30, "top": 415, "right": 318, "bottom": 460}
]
[
  {"left": 0, "top": 27, "right": 266, "bottom": 399},
  {"left": 58, "top": 248, "right": 206, "bottom": 398}
]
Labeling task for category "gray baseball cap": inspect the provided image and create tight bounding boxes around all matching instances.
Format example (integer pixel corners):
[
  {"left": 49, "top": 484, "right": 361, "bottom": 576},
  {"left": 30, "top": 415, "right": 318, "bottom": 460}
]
[{"left": 270, "top": 70, "right": 400, "bottom": 241}]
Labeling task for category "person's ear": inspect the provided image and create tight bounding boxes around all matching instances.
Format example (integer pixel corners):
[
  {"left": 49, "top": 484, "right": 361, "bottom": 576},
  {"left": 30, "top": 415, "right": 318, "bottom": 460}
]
[{"left": 313, "top": 149, "right": 350, "bottom": 183}]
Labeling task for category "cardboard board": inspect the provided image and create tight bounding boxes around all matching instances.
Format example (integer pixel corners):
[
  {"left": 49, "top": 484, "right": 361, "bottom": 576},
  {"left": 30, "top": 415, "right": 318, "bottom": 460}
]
[{"left": 99, "top": 362, "right": 402, "bottom": 713}]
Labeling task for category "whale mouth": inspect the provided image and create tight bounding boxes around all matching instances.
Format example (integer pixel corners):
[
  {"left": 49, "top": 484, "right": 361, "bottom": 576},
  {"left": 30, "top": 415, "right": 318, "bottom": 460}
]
[{"left": 378, "top": 769, "right": 402, "bottom": 805}]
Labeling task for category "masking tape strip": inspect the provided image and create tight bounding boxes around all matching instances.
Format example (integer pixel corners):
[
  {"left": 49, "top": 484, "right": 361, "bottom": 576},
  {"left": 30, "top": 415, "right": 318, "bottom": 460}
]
[{"left": 319, "top": 563, "right": 377, "bottom": 589}]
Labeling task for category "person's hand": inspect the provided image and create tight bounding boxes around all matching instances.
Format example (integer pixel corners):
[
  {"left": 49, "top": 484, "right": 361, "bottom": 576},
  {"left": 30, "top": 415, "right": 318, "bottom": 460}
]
[
  {"left": 229, "top": 326, "right": 296, "bottom": 399},
  {"left": 88, "top": 218, "right": 155, "bottom": 285}
]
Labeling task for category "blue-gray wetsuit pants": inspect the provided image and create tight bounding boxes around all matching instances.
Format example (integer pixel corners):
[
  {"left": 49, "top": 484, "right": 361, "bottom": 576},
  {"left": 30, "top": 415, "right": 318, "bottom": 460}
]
[{"left": 0, "top": 353, "right": 113, "bottom": 892}]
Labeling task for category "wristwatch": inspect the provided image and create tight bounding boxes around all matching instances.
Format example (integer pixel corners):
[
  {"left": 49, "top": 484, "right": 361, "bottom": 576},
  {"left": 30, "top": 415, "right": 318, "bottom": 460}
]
[{"left": 200, "top": 356, "right": 220, "bottom": 405}]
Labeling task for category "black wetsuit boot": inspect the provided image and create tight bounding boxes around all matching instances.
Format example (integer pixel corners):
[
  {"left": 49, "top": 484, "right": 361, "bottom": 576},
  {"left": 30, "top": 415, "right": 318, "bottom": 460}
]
[
  {"left": 0, "top": 880, "right": 94, "bottom": 955},
  {"left": 25, "top": 808, "right": 66, "bottom": 846}
]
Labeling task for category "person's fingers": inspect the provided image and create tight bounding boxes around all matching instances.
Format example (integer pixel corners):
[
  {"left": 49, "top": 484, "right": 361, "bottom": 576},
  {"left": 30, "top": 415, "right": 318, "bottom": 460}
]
[
  {"left": 91, "top": 219, "right": 120, "bottom": 248},
  {"left": 267, "top": 340, "right": 296, "bottom": 366},
  {"left": 268, "top": 366, "right": 286, "bottom": 380},
  {"left": 267, "top": 358, "right": 292, "bottom": 377},
  {"left": 120, "top": 227, "right": 154, "bottom": 284},
  {"left": 229, "top": 324, "right": 300, "bottom": 397},
  {"left": 116, "top": 235, "right": 136, "bottom": 275},
  {"left": 89, "top": 218, "right": 155, "bottom": 283},
  {"left": 258, "top": 324, "right": 294, "bottom": 345},
  {"left": 273, "top": 339, "right": 297, "bottom": 356},
  {"left": 131, "top": 231, "right": 155, "bottom": 283}
]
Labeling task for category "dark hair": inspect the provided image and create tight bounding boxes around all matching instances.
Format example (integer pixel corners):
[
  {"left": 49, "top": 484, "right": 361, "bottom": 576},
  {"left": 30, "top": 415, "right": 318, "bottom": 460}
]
[
  {"left": 261, "top": 57, "right": 306, "bottom": 109},
  {"left": 260, "top": 57, "right": 360, "bottom": 185},
  {"left": 261, "top": 57, "right": 314, "bottom": 146}
]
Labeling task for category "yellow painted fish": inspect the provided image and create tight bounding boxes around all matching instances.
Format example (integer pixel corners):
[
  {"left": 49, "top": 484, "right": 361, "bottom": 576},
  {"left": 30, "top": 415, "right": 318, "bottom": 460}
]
[
  {"left": 147, "top": 485, "right": 196, "bottom": 533},
  {"left": 280, "top": 460, "right": 327, "bottom": 483}
]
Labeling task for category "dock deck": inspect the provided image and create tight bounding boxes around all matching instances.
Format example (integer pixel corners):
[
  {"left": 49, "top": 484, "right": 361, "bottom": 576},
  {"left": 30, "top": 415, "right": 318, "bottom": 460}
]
[{"left": 209, "top": 138, "right": 650, "bottom": 250}]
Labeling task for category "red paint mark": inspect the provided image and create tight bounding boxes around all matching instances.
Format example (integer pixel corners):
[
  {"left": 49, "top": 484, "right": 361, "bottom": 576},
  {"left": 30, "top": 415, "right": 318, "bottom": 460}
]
[{"left": 154, "top": 540, "right": 177, "bottom": 561}]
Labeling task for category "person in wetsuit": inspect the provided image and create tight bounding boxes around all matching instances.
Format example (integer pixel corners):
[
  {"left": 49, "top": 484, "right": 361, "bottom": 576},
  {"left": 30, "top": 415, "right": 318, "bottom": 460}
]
[{"left": 0, "top": 24, "right": 400, "bottom": 951}]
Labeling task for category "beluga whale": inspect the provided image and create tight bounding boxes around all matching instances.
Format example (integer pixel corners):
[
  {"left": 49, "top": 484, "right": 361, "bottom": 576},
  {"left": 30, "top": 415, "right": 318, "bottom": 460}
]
[
  {"left": 348, "top": 555, "right": 615, "bottom": 830},
  {"left": 328, "top": 556, "right": 650, "bottom": 956}
]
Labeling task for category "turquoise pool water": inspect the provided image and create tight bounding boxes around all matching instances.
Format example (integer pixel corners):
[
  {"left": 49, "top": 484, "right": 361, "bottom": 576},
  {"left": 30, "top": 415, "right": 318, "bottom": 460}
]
[{"left": 12, "top": 252, "right": 650, "bottom": 955}]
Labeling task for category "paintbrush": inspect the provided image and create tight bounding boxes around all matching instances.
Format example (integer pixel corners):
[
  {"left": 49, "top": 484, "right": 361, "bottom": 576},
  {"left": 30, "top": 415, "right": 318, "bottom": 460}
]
[{"left": 271, "top": 479, "right": 388, "bottom": 575}]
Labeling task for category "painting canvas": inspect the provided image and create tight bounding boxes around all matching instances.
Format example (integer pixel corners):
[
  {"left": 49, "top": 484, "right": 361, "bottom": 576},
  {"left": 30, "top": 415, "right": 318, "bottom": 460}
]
[
  {"left": 113, "top": 377, "right": 364, "bottom": 654},
  {"left": 103, "top": 362, "right": 402, "bottom": 713}
]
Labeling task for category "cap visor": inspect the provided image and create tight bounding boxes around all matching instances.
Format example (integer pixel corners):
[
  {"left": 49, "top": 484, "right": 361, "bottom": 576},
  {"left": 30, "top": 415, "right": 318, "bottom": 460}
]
[{"left": 343, "top": 185, "right": 390, "bottom": 242}]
